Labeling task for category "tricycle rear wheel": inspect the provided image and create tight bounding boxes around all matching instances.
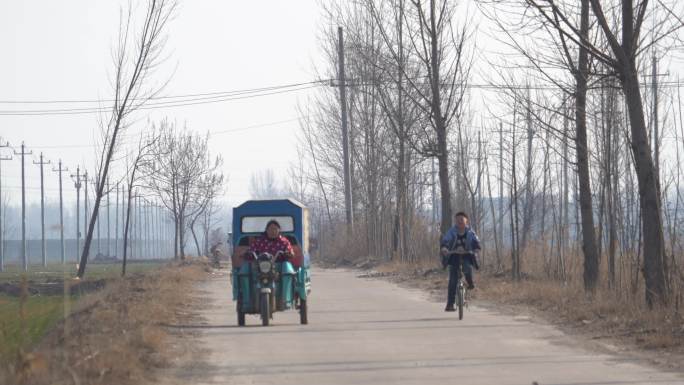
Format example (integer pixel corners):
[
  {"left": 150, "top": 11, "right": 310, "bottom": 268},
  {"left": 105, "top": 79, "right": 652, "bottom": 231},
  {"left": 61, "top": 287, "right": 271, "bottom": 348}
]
[
  {"left": 299, "top": 298, "right": 308, "bottom": 325},
  {"left": 237, "top": 292, "right": 245, "bottom": 326}
]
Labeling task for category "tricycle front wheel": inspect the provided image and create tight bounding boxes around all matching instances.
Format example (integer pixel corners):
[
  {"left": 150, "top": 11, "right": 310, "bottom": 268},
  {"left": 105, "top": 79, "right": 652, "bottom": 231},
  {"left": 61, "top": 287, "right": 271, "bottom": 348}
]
[{"left": 260, "top": 293, "right": 270, "bottom": 326}]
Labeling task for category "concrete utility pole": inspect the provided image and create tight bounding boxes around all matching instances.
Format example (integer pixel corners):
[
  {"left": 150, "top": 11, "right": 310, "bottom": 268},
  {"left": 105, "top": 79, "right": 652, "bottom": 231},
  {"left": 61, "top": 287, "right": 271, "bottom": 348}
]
[
  {"left": 156, "top": 205, "right": 162, "bottom": 258},
  {"left": 0, "top": 139, "right": 11, "bottom": 272},
  {"left": 15, "top": 142, "right": 33, "bottom": 272},
  {"left": 431, "top": 157, "right": 437, "bottom": 228},
  {"left": 138, "top": 196, "right": 143, "bottom": 258},
  {"left": 652, "top": 52, "right": 660, "bottom": 180},
  {"left": 33, "top": 153, "right": 51, "bottom": 267},
  {"left": 475, "top": 131, "right": 484, "bottom": 234},
  {"left": 115, "top": 184, "right": 119, "bottom": 258},
  {"left": 122, "top": 186, "right": 127, "bottom": 258},
  {"left": 145, "top": 201, "right": 151, "bottom": 258},
  {"left": 132, "top": 193, "right": 137, "bottom": 259},
  {"left": 106, "top": 177, "right": 110, "bottom": 257},
  {"left": 52, "top": 160, "right": 68, "bottom": 264},
  {"left": 95, "top": 178, "right": 101, "bottom": 256},
  {"left": 499, "top": 122, "right": 504, "bottom": 255},
  {"left": 337, "top": 26, "right": 353, "bottom": 233},
  {"left": 71, "top": 167, "right": 84, "bottom": 262},
  {"left": 84, "top": 171, "right": 89, "bottom": 245}
]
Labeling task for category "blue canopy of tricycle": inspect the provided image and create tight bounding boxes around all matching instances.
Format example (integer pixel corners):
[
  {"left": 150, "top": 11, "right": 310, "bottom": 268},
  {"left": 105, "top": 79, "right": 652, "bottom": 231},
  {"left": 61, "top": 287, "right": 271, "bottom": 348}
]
[{"left": 232, "top": 198, "right": 307, "bottom": 246}]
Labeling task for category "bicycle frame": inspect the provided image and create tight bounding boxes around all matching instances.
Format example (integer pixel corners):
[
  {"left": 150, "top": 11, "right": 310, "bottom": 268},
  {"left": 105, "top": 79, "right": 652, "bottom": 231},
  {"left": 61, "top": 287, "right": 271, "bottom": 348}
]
[{"left": 445, "top": 250, "right": 470, "bottom": 320}]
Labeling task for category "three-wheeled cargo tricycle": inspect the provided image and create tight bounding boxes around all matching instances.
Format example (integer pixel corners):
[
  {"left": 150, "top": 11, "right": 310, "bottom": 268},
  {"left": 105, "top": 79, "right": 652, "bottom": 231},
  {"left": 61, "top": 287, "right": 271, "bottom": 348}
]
[{"left": 230, "top": 199, "right": 311, "bottom": 326}]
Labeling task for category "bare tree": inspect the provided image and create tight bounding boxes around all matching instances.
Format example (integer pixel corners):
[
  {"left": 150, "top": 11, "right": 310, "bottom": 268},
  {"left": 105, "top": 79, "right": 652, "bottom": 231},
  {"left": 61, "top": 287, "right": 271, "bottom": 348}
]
[
  {"left": 249, "top": 169, "right": 283, "bottom": 198},
  {"left": 78, "top": 0, "right": 176, "bottom": 278},
  {"left": 367, "top": 0, "right": 474, "bottom": 235},
  {"left": 147, "top": 123, "right": 222, "bottom": 259},
  {"left": 122, "top": 128, "right": 160, "bottom": 276},
  {"left": 188, "top": 157, "right": 224, "bottom": 256}
]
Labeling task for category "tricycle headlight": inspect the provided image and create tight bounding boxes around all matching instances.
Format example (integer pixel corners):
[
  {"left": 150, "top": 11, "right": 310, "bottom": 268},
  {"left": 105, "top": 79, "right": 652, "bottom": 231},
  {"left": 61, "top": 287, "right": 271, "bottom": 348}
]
[{"left": 258, "top": 260, "right": 272, "bottom": 273}]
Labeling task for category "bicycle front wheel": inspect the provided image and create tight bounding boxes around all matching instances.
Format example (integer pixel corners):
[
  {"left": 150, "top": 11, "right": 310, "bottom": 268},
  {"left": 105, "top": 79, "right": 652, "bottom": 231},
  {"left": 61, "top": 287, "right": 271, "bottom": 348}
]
[{"left": 458, "top": 284, "right": 465, "bottom": 320}]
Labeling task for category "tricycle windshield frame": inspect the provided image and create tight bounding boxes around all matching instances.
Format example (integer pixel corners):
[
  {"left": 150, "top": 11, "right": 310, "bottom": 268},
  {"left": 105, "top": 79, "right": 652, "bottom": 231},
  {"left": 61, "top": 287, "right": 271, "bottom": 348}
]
[{"left": 241, "top": 216, "right": 295, "bottom": 233}]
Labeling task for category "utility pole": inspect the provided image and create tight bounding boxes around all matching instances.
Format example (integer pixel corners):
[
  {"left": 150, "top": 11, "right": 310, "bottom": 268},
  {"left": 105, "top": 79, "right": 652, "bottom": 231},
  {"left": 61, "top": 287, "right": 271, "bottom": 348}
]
[
  {"left": 95, "top": 178, "right": 101, "bottom": 256},
  {"left": 652, "top": 52, "right": 660, "bottom": 180},
  {"left": 71, "top": 167, "right": 84, "bottom": 262},
  {"left": 15, "top": 142, "right": 33, "bottom": 271},
  {"left": 146, "top": 201, "right": 151, "bottom": 259},
  {"left": 153, "top": 204, "right": 158, "bottom": 258},
  {"left": 115, "top": 183, "right": 119, "bottom": 259},
  {"left": 150, "top": 202, "right": 155, "bottom": 258},
  {"left": 33, "top": 153, "right": 51, "bottom": 267},
  {"left": 157, "top": 205, "right": 162, "bottom": 258},
  {"left": 138, "top": 196, "right": 143, "bottom": 258},
  {"left": 337, "top": 26, "right": 353, "bottom": 233},
  {"left": 0, "top": 139, "right": 11, "bottom": 272},
  {"left": 106, "top": 177, "right": 110, "bottom": 257},
  {"left": 499, "top": 121, "right": 504, "bottom": 255},
  {"left": 137, "top": 195, "right": 142, "bottom": 259},
  {"left": 431, "top": 157, "right": 437, "bottom": 228},
  {"left": 84, "top": 171, "right": 89, "bottom": 244},
  {"left": 122, "top": 185, "right": 127, "bottom": 258},
  {"left": 52, "top": 160, "right": 68, "bottom": 264},
  {"left": 132, "top": 194, "right": 137, "bottom": 259},
  {"left": 475, "top": 131, "right": 484, "bottom": 234}
]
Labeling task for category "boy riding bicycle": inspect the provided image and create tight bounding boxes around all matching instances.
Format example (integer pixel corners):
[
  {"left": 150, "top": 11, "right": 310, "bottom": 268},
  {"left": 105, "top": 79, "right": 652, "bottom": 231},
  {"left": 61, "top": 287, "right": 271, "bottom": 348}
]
[{"left": 440, "top": 212, "right": 481, "bottom": 312}]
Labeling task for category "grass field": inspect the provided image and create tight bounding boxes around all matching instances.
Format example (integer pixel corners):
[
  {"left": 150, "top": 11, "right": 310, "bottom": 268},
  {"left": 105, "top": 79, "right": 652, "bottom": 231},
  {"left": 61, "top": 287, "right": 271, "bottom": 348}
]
[
  {"left": 0, "top": 260, "right": 168, "bottom": 362},
  {"left": 0, "top": 260, "right": 166, "bottom": 283},
  {"left": 0, "top": 294, "right": 64, "bottom": 361}
]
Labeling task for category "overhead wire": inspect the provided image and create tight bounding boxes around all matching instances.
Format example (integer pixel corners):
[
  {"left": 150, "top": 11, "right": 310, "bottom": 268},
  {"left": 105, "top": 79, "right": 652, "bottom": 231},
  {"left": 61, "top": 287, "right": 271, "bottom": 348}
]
[
  {"left": 0, "top": 81, "right": 326, "bottom": 116},
  {"left": 4, "top": 76, "right": 684, "bottom": 116},
  {"left": 12, "top": 116, "right": 305, "bottom": 150},
  {"left": 0, "top": 80, "right": 325, "bottom": 104}
]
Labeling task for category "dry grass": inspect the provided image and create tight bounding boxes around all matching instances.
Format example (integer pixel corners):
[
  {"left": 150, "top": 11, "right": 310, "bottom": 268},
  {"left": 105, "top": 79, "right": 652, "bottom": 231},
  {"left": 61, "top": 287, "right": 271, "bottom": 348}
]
[
  {"left": 476, "top": 274, "right": 684, "bottom": 356},
  {"left": 0, "top": 259, "right": 209, "bottom": 385}
]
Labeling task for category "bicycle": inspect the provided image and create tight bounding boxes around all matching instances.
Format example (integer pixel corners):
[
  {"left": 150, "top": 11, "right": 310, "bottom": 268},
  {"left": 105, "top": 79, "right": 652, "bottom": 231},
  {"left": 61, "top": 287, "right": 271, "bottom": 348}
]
[{"left": 443, "top": 248, "right": 472, "bottom": 320}]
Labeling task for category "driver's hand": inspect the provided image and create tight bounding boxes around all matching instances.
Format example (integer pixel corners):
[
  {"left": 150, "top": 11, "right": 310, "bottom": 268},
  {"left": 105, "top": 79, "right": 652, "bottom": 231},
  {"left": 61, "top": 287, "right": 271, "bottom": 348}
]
[{"left": 440, "top": 247, "right": 448, "bottom": 257}]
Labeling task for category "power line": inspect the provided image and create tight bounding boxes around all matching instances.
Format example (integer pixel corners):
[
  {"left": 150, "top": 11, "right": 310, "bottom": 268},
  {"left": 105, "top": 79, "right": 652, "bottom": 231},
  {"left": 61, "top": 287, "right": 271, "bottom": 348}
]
[
  {"left": 0, "top": 83, "right": 324, "bottom": 116},
  {"left": 5, "top": 77, "right": 684, "bottom": 116},
  {"left": 0, "top": 80, "right": 326, "bottom": 104},
  {"left": 24, "top": 116, "right": 306, "bottom": 149}
]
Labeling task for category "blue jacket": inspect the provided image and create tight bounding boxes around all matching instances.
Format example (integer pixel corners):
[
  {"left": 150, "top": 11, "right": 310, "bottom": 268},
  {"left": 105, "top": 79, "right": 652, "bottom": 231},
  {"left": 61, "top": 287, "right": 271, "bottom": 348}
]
[{"left": 440, "top": 226, "right": 481, "bottom": 253}]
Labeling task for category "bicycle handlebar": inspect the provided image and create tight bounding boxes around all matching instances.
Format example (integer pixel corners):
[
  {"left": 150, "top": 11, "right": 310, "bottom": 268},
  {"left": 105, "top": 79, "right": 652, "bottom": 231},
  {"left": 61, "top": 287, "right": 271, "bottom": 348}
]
[{"left": 444, "top": 249, "right": 475, "bottom": 255}]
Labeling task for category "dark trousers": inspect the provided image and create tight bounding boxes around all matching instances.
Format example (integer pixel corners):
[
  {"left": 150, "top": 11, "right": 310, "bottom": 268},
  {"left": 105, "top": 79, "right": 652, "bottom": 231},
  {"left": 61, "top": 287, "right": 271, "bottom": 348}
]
[{"left": 447, "top": 256, "right": 474, "bottom": 306}]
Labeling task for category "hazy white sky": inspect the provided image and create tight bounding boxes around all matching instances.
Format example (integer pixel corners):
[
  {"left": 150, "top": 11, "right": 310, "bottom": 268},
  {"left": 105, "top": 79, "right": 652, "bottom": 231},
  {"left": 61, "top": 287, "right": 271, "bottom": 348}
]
[
  {"left": 0, "top": 0, "right": 326, "bottom": 210},
  {"left": 2, "top": 0, "right": 683, "bottom": 214}
]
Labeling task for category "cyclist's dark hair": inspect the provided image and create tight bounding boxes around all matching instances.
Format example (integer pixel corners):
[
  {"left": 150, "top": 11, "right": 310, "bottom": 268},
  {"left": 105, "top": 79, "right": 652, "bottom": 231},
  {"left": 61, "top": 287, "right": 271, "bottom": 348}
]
[{"left": 454, "top": 211, "right": 469, "bottom": 220}]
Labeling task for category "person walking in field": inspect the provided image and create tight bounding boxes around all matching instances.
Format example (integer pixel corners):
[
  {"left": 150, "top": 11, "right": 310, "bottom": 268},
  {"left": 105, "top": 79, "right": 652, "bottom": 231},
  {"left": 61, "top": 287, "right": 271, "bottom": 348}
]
[{"left": 440, "top": 212, "right": 480, "bottom": 312}]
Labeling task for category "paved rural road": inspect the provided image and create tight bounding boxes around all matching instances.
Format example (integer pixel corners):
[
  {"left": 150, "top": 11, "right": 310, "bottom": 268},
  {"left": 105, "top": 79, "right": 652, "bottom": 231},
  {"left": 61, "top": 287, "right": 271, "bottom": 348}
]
[{"left": 168, "top": 268, "right": 684, "bottom": 385}]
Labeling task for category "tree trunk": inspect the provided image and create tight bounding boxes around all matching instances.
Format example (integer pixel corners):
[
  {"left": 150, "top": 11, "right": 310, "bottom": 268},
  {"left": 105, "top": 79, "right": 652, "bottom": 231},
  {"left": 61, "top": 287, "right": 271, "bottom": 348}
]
[
  {"left": 191, "top": 219, "right": 201, "bottom": 257},
  {"left": 622, "top": 68, "right": 669, "bottom": 306},
  {"left": 179, "top": 215, "right": 186, "bottom": 260},
  {"left": 122, "top": 187, "right": 134, "bottom": 276},
  {"left": 394, "top": 136, "right": 406, "bottom": 261},
  {"left": 576, "top": 0, "right": 599, "bottom": 293},
  {"left": 427, "top": 0, "right": 452, "bottom": 236}
]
